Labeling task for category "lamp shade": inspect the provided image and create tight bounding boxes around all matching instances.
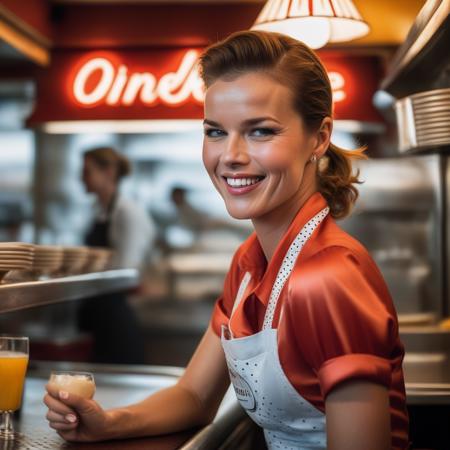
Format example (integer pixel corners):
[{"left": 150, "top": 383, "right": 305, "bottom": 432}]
[{"left": 252, "top": 0, "right": 370, "bottom": 49}]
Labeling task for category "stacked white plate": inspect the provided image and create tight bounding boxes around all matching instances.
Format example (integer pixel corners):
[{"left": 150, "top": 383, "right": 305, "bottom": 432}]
[
  {"left": 33, "top": 245, "right": 64, "bottom": 274},
  {"left": 61, "top": 246, "right": 89, "bottom": 275},
  {"left": 85, "top": 247, "right": 112, "bottom": 272},
  {"left": 0, "top": 242, "right": 35, "bottom": 281}
]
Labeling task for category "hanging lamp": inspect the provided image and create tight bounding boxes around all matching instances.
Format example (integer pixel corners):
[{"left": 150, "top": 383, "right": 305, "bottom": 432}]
[{"left": 252, "top": 0, "right": 370, "bottom": 49}]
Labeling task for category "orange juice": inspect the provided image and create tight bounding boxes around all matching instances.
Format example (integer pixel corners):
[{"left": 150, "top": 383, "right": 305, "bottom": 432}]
[{"left": 0, "top": 351, "right": 29, "bottom": 411}]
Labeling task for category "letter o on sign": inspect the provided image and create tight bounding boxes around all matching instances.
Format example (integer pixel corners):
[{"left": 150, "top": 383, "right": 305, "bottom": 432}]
[{"left": 73, "top": 58, "right": 115, "bottom": 105}]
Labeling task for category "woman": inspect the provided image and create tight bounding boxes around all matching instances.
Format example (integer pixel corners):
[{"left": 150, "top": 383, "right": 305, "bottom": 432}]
[
  {"left": 79, "top": 147, "right": 154, "bottom": 363},
  {"left": 45, "top": 31, "right": 409, "bottom": 449},
  {"left": 82, "top": 147, "right": 154, "bottom": 270}
]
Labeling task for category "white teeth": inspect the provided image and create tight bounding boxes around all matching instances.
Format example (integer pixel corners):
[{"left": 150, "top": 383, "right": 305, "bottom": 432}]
[{"left": 226, "top": 177, "right": 261, "bottom": 187}]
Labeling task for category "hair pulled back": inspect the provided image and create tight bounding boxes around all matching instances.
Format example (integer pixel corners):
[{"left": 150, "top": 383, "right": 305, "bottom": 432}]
[
  {"left": 84, "top": 147, "right": 131, "bottom": 182},
  {"left": 199, "top": 30, "right": 366, "bottom": 219}
]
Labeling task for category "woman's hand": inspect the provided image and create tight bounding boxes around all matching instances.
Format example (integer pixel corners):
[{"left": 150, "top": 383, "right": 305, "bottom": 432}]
[
  {"left": 44, "top": 384, "right": 112, "bottom": 442},
  {"left": 42, "top": 326, "right": 230, "bottom": 442}
]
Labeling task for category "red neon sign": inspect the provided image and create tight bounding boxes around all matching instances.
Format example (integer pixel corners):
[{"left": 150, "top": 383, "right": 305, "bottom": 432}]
[
  {"left": 73, "top": 50, "right": 203, "bottom": 107},
  {"left": 72, "top": 50, "right": 346, "bottom": 108}
]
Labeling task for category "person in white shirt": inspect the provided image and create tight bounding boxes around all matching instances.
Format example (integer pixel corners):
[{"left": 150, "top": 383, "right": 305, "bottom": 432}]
[{"left": 79, "top": 146, "right": 154, "bottom": 363}]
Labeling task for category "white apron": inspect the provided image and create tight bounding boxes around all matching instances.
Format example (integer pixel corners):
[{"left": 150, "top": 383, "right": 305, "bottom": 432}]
[{"left": 221, "top": 207, "right": 329, "bottom": 449}]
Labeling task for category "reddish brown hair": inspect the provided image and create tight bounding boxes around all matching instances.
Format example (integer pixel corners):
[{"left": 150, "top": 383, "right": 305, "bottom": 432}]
[{"left": 199, "top": 30, "right": 366, "bottom": 219}]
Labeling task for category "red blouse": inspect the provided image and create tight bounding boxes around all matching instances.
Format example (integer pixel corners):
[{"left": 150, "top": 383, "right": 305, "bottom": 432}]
[{"left": 211, "top": 192, "right": 409, "bottom": 449}]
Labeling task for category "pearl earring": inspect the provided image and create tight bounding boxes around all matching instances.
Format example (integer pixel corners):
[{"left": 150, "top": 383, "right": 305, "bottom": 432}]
[{"left": 310, "top": 154, "right": 317, "bottom": 163}]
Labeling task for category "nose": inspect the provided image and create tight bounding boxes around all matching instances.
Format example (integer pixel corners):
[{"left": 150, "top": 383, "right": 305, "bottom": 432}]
[{"left": 222, "top": 134, "right": 250, "bottom": 167}]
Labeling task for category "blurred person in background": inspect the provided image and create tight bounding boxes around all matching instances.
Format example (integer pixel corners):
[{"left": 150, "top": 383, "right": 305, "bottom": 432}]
[{"left": 79, "top": 147, "right": 155, "bottom": 364}]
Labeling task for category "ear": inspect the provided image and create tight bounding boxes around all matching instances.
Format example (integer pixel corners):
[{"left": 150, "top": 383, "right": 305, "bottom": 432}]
[{"left": 312, "top": 117, "right": 332, "bottom": 158}]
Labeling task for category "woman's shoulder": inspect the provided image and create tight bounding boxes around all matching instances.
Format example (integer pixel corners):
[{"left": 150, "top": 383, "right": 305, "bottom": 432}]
[
  {"left": 302, "top": 215, "right": 376, "bottom": 271},
  {"left": 289, "top": 217, "right": 390, "bottom": 303}
]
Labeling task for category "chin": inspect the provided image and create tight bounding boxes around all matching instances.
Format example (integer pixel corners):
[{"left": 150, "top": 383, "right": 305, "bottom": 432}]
[{"left": 225, "top": 204, "right": 256, "bottom": 221}]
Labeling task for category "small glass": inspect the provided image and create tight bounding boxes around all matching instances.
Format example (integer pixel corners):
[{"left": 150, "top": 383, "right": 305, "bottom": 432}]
[
  {"left": 0, "top": 336, "right": 29, "bottom": 440},
  {"left": 48, "top": 371, "right": 96, "bottom": 399}
]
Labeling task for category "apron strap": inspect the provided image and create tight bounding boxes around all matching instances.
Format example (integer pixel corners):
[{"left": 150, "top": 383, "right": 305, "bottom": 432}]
[
  {"left": 228, "top": 271, "right": 252, "bottom": 339},
  {"left": 262, "top": 206, "right": 330, "bottom": 330}
]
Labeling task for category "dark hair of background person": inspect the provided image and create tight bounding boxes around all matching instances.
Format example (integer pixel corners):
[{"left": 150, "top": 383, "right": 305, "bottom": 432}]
[
  {"left": 84, "top": 147, "right": 131, "bottom": 182},
  {"left": 199, "top": 30, "right": 367, "bottom": 219}
]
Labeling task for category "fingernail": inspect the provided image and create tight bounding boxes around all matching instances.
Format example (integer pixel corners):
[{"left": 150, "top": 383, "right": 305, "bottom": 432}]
[
  {"left": 66, "top": 414, "right": 77, "bottom": 423},
  {"left": 59, "top": 391, "right": 69, "bottom": 399}
]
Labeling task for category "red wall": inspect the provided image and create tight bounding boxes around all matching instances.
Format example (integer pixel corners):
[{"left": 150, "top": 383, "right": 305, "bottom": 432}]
[
  {"left": 51, "top": 3, "right": 262, "bottom": 48},
  {"left": 0, "top": 0, "right": 52, "bottom": 41}
]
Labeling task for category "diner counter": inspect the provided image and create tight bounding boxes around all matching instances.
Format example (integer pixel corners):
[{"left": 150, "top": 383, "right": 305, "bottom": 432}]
[
  {"left": 8, "top": 358, "right": 450, "bottom": 450},
  {"left": 12, "top": 361, "right": 248, "bottom": 450}
]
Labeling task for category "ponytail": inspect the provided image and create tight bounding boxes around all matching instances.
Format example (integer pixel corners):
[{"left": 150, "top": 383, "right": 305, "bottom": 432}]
[{"left": 317, "top": 144, "right": 367, "bottom": 219}]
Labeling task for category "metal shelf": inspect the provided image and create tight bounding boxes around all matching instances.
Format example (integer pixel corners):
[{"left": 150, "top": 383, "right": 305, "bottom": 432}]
[
  {"left": 381, "top": 0, "right": 449, "bottom": 98},
  {"left": 0, "top": 269, "right": 139, "bottom": 314}
]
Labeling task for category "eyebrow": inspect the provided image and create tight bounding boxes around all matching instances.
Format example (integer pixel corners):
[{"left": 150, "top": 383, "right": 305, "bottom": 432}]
[{"left": 203, "top": 117, "right": 281, "bottom": 127}]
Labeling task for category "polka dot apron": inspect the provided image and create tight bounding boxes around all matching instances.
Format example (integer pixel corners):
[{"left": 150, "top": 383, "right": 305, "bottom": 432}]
[{"left": 221, "top": 207, "right": 329, "bottom": 450}]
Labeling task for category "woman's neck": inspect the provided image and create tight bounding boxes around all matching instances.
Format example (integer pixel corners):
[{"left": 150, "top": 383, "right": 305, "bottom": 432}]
[
  {"left": 98, "top": 186, "right": 117, "bottom": 211},
  {"left": 252, "top": 171, "right": 317, "bottom": 263}
]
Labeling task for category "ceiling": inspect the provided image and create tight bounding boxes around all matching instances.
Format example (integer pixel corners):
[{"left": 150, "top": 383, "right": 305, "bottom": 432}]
[
  {"left": 0, "top": 0, "right": 427, "bottom": 67},
  {"left": 49, "top": 0, "right": 427, "bottom": 46}
]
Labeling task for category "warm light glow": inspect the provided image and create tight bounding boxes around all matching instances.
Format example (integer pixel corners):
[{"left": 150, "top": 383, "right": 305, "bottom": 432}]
[
  {"left": 329, "top": 71, "right": 346, "bottom": 102},
  {"left": 72, "top": 50, "right": 204, "bottom": 107},
  {"left": 254, "top": 17, "right": 331, "bottom": 49},
  {"left": 41, "top": 120, "right": 203, "bottom": 134},
  {"left": 252, "top": 0, "right": 370, "bottom": 49}
]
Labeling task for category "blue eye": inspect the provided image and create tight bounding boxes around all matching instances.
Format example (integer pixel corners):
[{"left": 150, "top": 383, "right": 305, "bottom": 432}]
[
  {"left": 204, "top": 128, "right": 226, "bottom": 138},
  {"left": 251, "top": 128, "right": 277, "bottom": 137}
]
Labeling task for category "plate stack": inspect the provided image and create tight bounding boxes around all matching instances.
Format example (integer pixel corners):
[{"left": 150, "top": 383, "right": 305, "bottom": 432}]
[
  {"left": 33, "top": 245, "right": 64, "bottom": 275},
  {"left": 0, "top": 242, "right": 35, "bottom": 282},
  {"left": 61, "top": 246, "right": 89, "bottom": 275},
  {"left": 85, "top": 247, "right": 112, "bottom": 272}
]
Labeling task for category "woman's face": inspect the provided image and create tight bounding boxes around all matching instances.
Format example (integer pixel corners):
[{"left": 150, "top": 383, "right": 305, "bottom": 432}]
[
  {"left": 82, "top": 157, "right": 114, "bottom": 194},
  {"left": 202, "top": 72, "right": 320, "bottom": 221}
]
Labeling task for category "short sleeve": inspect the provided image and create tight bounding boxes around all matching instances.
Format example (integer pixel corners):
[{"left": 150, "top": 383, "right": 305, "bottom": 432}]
[
  {"left": 284, "top": 245, "right": 397, "bottom": 398},
  {"left": 210, "top": 249, "right": 244, "bottom": 337}
]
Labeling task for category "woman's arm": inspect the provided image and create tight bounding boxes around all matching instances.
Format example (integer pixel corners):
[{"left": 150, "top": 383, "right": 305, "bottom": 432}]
[
  {"left": 44, "top": 325, "right": 230, "bottom": 442},
  {"left": 325, "top": 380, "right": 391, "bottom": 450}
]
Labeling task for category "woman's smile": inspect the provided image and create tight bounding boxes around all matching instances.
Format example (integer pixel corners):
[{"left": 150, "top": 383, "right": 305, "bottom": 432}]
[{"left": 222, "top": 174, "right": 266, "bottom": 195}]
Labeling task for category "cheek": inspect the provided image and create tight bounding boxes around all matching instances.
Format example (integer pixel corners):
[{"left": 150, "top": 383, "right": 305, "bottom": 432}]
[
  {"left": 202, "top": 141, "right": 218, "bottom": 176},
  {"left": 255, "top": 141, "right": 303, "bottom": 173}
]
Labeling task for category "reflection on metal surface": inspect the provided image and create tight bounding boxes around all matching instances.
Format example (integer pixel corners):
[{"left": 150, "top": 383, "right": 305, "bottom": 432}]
[
  {"left": 340, "top": 155, "right": 442, "bottom": 316},
  {"left": 0, "top": 269, "right": 139, "bottom": 314}
]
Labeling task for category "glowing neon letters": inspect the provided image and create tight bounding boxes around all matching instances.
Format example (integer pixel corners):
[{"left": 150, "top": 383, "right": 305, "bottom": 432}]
[{"left": 72, "top": 50, "right": 346, "bottom": 107}]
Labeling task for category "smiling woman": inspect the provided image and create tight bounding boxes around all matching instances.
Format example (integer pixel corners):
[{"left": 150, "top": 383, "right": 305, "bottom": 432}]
[
  {"left": 43, "top": 30, "right": 409, "bottom": 450},
  {"left": 200, "top": 30, "right": 409, "bottom": 450}
]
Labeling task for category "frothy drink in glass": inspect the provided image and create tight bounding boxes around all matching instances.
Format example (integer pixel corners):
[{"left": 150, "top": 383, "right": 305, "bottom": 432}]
[{"left": 49, "top": 372, "right": 95, "bottom": 399}]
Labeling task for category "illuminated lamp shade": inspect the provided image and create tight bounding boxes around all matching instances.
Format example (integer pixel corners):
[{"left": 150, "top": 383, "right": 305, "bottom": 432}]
[{"left": 252, "top": 0, "right": 370, "bottom": 49}]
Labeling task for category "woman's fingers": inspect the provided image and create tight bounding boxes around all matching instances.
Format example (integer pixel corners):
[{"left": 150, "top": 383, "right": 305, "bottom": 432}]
[
  {"left": 48, "top": 421, "right": 78, "bottom": 431},
  {"left": 43, "top": 394, "right": 76, "bottom": 416},
  {"left": 45, "top": 410, "right": 78, "bottom": 424}
]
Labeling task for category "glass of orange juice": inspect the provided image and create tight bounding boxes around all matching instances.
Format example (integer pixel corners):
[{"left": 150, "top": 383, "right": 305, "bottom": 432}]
[
  {"left": 0, "top": 336, "right": 29, "bottom": 440},
  {"left": 48, "top": 371, "right": 96, "bottom": 399}
]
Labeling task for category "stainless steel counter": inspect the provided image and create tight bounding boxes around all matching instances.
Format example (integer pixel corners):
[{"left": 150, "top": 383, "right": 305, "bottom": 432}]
[
  {"left": 11, "top": 361, "right": 247, "bottom": 450},
  {"left": 401, "top": 326, "right": 450, "bottom": 405},
  {"left": 0, "top": 269, "right": 139, "bottom": 314}
]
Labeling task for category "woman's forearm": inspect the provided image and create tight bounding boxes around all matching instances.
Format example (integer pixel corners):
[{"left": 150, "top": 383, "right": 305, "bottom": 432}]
[{"left": 105, "top": 383, "right": 214, "bottom": 440}]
